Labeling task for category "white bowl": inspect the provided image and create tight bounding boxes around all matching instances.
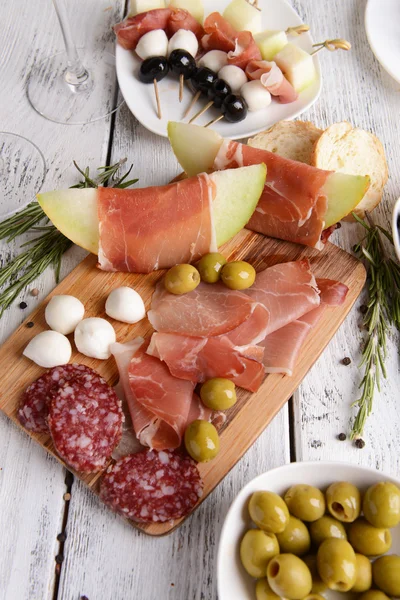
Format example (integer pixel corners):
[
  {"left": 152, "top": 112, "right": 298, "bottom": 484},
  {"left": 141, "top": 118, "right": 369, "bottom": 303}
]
[
  {"left": 217, "top": 461, "right": 400, "bottom": 600},
  {"left": 116, "top": 0, "right": 321, "bottom": 139},
  {"left": 392, "top": 196, "right": 400, "bottom": 262}
]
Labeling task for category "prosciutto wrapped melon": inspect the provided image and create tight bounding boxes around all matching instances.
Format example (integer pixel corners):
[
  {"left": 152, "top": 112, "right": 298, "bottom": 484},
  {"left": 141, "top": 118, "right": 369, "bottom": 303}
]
[
  {"left": 37, "top": 165, "right": 266, "bottom": 273},
  {"left": 168, "top": 122, "right": 371, "bottom": 249}
]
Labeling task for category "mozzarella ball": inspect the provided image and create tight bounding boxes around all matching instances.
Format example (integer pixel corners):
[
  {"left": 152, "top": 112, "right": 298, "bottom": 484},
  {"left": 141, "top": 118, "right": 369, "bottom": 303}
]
[
  {"left": 45, "top": 295, "right": 85, "bottom": 335},
  {"left": 241, "top": 80, "right": 272, "bottom": 112},
  {"left": 74, "top": 318, "right": 116, "bottom": 360},
  {"left": 23, "top": 331, "right": 72, "bottom": 368},
  {"left": 218, "top": 65, "right": 248, "bottom": 93},
  {"left": 105, "top": 287, "right": 146, "bottom": 324},
  {"left": 136, "top": 29, "right": 168, "bottom": 60},
  {"left": 167, "top": 29, "right": 198, "bottom": 58},
  {"left": 198, "top": 50, "right": 228, "bottom": 72}
]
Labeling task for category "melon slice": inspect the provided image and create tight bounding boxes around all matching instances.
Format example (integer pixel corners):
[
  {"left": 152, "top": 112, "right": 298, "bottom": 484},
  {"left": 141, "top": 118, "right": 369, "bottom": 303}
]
[
  {"left": 37, "top": 165, "right": 266, "bottom": 253},
  {"left": 222, "top": 0, "right": 262, "bottom": 34},
  {"left": 168, "top": 121, "right": 370, "bottom": 228},
  {"left": 128, "top": 0, "right": 165, "bottom": 17},
  {"left": 254, "top": 30, "right": 288, "bottom": 61},
  {"left": 273, "top": 43, "right": 317, "bottom": 93}
]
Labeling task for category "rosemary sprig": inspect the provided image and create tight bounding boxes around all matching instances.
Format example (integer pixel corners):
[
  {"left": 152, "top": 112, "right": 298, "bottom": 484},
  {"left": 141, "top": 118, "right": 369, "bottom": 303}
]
[
  {"left": 351, "top": 212, "right": 400, "bottom": 439},
  {"left": 0, "top": 158, "right": 138, "bottom": 316}
]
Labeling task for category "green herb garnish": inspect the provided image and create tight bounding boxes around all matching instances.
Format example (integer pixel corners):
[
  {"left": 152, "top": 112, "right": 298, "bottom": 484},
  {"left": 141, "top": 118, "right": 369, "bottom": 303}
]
[
  {"left": 0, "top": 159, "right": 137, "bottom": 317},
  {"left": 351, "top": 212, "right": 400, "bottom": 440}
]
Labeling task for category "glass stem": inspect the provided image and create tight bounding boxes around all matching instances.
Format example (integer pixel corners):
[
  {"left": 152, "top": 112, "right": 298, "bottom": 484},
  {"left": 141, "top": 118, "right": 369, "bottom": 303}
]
[{"left": 53, "top": 0, "right": 89, "bottom": 85}]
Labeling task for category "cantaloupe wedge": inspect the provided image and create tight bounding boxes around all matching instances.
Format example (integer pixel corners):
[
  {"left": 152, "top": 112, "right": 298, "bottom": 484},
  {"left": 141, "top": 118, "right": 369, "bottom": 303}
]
[{"left": 37, "top": 165, "right": 267, "bottom": 253}]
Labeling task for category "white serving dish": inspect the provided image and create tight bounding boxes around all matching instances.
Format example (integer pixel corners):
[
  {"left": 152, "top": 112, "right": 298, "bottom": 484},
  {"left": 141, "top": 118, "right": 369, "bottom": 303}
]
[
  {"left": 392, "top": 196, "right": 400, "bottom": 262},
  {"left": 217, "top": 461, "right": 400, "bottom": 600},
  {"left": 365, "top": 0, "right": 400, "bottom": 84},
  {"left": 116, "top": 0, "right": 321, "bottom": 139}
]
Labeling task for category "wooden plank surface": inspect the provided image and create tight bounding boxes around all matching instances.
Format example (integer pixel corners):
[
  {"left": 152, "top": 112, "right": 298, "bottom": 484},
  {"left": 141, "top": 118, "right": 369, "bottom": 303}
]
[{"left": 0, "top": 231, "right": 365, "bottom": 536}]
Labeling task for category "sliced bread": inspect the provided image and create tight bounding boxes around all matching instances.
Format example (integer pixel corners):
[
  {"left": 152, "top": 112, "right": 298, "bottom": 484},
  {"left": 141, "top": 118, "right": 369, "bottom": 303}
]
[
  {"left": 248, "top": 120, "right": 323, "bottom": 164},
  {"left": 312, "top": 121, "right": 388, "bottom": 218}
]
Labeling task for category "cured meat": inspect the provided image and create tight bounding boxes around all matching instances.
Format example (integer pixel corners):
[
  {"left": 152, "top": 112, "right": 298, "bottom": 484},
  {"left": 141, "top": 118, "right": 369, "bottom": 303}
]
[
  {"left": 227, "top": 32, "right": 262, "bottom": 70},
  {"left": 261, "top": 277, "right": 349, "bottom": 375},
  {"left": 223, "top": 302, "right": 270, "bottom": 346},
  {"left": 187, "top": 393, "right": 213, "bottom": 424},
  {"left": 148, "top": 280, "right": 257, "bottom": 337},
  {"left": 48, "top": 370, "right": 123, "bottom": 473},
  {"left": 213, "top": 140, "right": 332, "bottom": 248},
  {"left": 147, "top": 332, "right": 265, "bottom": 392},
  {"left": 97, "top": 173, "right": 217, "bottom": 273},
  {"left": 114, "top": 8, "right": 172, "bottom": 50},
  {"left": 246, "top": 260, "right": 320, "bottom": 335},
  {"left": 245, "top": 60, "right": 298, "bottom": 104},
  {"left": 99, "top": 449, "right": 203, "bottom": 523},
  {"left": 166, "top": 8, "right": 204, "bottom": 40},
  {"left": 18, "top": 363, "right": 97, "bottom": 433},
  {"left": 201, "top": 12, "right": 237, "bottom": 52}
]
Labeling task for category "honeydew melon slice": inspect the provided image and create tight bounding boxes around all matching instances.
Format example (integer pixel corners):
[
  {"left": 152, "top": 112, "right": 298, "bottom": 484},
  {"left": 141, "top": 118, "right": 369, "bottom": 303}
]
[
  {"left": 222, "top": 0, "right": 262, "bottom": 34},
  {"left": 37, "top": 164, "right": 266, "bottom": 253},
  {"left": 168, "top": 122, "right": 370, "bottom": 228},
  {"left": 254, "top": 30, "right": 288, "bottom": 61},
  {"left": 273, "top": 43, "right": 317, "bottom": 93}
]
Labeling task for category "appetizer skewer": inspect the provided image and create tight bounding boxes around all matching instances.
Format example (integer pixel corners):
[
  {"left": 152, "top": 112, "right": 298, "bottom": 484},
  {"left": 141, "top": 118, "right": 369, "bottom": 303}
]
[
  {"left": 167, "top": 29, "right": 199, "bottom": 101},
  {"left": 183, "top": 66, "right": 217, "bottom": 118},
  {"left": 138, "top": 56, "right": 169, "bottom": 119}
]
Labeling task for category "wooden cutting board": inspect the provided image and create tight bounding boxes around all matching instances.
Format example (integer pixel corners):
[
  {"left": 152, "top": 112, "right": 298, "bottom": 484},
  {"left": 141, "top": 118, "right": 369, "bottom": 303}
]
[{"left": 0, "top": 230, "right": 366, "bottom": 535}]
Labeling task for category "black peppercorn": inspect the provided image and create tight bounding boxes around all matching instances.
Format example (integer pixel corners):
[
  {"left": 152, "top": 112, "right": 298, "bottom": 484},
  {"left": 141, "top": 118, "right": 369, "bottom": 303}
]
[
  {"left": 19, "top": 301, "right": 27, "bottom": 309},
  {"left": 26, "top": 321, "right": 34, "bottom": 328},
  {"left": 355, "top": 438, "right": 365, "bottom": 449},
  {"left": 338, "top": 433, "right": 346, "bottom": 441},
  {"left": 342, "top": 357, "right": 351, "bottom": 366}
]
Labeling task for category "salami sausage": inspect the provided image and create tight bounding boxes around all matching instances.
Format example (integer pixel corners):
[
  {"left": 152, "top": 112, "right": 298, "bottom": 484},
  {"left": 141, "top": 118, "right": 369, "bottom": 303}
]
[
  {"left": 48, "top": 370, "right": 123, "bottom": 473},
  {"left": 18, "top": 364, "right": 95, "bottom": 433},
  {"left": 100, "top": 449, "right": 203, "bottom": 523}
]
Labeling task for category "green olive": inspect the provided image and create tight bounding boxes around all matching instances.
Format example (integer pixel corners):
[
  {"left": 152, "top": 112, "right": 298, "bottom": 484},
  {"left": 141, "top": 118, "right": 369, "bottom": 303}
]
[
  {"left": 255, "top": 578, "right": 281, "bottom": 600},
  {"left": 316, "top": 538, "right": 357, "bottom": 592},
  {"left": 276, "top": 516, "right": 311, "bottom": 556},
  {"left": 164, "top": 264, "right": 200, "bottom": 295},
  {"left": 249, "top": 491, "right": 290, "bottom": 533},
  {"left": 309, "top": 515, "right": 347, "bottom": 547},
  {"left": 221, "top": 261, "right": 256, "bottom": 290},
  {"left": 200, "top": 378, "right": 236, "bottom": 410},
  {"left": 303, "top": 555, "right": 327, "bottom": 594},
  {"left": 197, "top": 253, "right": 227, "bottom": 283},
  {"left": 363, "top": 481, "right": 400, "bottom": 529},
  {"left": 240, "top": 529, "right": 279, "bottom": 578},
  {"left": 352, "top": 553, "right": 372, "bottom": 593},
  {"left": 372, "top": 555, "right": 400, "bottom": 597},
  {"left": 267, "top": 554, "right": 312, "bottom": 600},
  {"left": 359, "top": 591, "right": 391, "bottom": 600},
  {"left": 348, "top": 518, "right": 392, "bottom": 556},
  {"left": 284, "top": 485, "right": 325, "bottom": 522},
  {"left": 184, "top": 420, "right": 219, "bottom": 462},
  {"left": 325, "top": 481, "right": 361, "bottom": 523}
]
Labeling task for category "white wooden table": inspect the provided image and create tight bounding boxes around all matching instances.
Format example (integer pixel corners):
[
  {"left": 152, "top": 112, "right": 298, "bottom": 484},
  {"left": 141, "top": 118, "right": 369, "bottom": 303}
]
[{"left": 0, "top": 1, "right": 399, "bottom": 598}]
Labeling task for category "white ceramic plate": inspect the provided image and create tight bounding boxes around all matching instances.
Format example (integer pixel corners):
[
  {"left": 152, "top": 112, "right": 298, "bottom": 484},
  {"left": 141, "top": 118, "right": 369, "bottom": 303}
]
[
  {"left": 365, "top": 0, "right": 400, "bottom": 83},
  {"left": 116, "top": 0, "right": 321, "bottom": 139},
  {"left": 217, "top": 461, "right": 400, "bottom": 600}
]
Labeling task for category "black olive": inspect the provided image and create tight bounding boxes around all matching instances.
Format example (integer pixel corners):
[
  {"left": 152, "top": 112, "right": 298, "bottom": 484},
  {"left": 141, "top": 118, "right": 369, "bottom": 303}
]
[
  {"left": 191, "top": 67, "right": 218, "bottom": 94},
  {"left": 139, "top": 56, "right": 169, "bottom": 84},
  {"left": 221, "top": 94, "right": 248, "bottom": 123},
  {"left": 169, "top": 49, "right": 197, "bottom": 79},
  {"left": 207, "top": 78, "right": 232, "bottom": 108}
]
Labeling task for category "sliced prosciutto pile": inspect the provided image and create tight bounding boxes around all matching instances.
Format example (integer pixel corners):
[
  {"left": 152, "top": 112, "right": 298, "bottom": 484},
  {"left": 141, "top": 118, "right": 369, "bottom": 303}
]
[
  {"left": 213, "top": 140, "right": 333, "bottom": 249},
  {"left": 97, "top": 173, "right": 216, "bottom": 274}
]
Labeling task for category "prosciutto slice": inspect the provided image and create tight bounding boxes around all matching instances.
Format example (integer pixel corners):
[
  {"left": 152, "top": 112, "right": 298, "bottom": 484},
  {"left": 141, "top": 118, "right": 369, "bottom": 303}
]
[
  {"left": 201, "top": 12, "right": 237, "bottom": 52},
  {"left": 114, "top": 8, "right": 172, "bottom": 50},
  {"left": 245, "top": 60, "right": 298, "bottom": 104},
  {"left": 227, "top": 32, "right": 262, "bottom": 70},
  {"left": 147, "top": 332, "right": 265, "bottom": 392},
  {"left": 261, "top": 278, "right": 349, "bottom": 375},
  {"left": 213, "top": 140, "right": 332, "bottom": 249},
  {"left": 148, "top": 280, "right": 259, "bottom": 337},
  {"left": 97, "top": 173, "right": 216, "bottom": 273},
  {"left": 166, "top": 8, "right": 204, "bottom": 40}
]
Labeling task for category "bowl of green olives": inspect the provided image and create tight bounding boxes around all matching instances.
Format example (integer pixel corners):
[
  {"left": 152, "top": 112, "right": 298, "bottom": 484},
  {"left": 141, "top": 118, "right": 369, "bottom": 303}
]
[{"left": 217, "top": 461, "right": 400, "bottom": 600}]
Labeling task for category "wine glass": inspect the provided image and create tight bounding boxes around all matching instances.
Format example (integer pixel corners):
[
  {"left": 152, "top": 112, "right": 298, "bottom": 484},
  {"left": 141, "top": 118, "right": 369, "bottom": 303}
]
[
  {"left": 27, "top": 0, "right": 123, "bottom": 125},
  {"left": 0, "top": 133, "right": 46, "bottom": 218}
]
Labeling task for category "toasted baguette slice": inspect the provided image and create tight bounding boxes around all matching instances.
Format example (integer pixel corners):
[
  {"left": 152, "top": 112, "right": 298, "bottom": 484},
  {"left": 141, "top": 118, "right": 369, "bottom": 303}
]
[
  {"left": 312, "top": 122, "right": 388, "bottom": 219},
  {"left": 248, "top": 120, "right": 323, "bottom": 165}
]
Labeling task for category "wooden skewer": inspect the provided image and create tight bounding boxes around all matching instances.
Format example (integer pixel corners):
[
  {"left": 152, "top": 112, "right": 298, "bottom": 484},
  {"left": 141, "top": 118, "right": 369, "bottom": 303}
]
[
  {"left": 183, "top": 90, "right": 201, "bottom": 119},
  {"left": 286, "top": 24, "right": 310, "bottom": 36},
  {"left": 179, "top": 74, "right": 184, "bottom": 102},
  {"left": 204, "top": 114, "right": 224, "bottom": 128},
  {"left": 188, "top": 100, "right": 214, "bottom": 124},
  {"left": 311, "top": 38, "right": 351, "bottom": 56},
  {"left": 154, "top": 78, "right": 162, "bottom": 119}
]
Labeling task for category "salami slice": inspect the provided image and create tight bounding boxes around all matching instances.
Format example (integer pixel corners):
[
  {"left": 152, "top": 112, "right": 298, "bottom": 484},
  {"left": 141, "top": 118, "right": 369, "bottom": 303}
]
[
  {"left": 100, "top": 449, "right": 203, "bottom": 523},
  {"left": 48, "top": 371, "right": 123, "bottom": 473},
  {"left": 18, "top": 364, "right": 96, "bottom": 433}
]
